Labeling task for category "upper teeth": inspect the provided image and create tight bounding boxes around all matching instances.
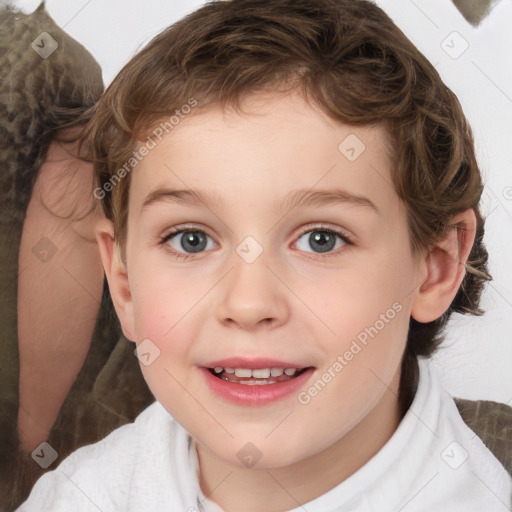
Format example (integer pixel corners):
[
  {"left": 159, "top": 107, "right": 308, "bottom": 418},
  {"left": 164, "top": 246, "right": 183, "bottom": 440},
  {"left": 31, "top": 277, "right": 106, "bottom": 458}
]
[{"left": 213, "top": 367, "right": 298, "bottom": 378}]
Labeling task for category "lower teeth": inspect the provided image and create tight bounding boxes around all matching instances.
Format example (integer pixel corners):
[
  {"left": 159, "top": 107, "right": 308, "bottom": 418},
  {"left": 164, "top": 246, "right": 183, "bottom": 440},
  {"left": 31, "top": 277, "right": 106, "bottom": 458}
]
[{"left": 223, "top": 377, "right": 278, "bottom": 385}]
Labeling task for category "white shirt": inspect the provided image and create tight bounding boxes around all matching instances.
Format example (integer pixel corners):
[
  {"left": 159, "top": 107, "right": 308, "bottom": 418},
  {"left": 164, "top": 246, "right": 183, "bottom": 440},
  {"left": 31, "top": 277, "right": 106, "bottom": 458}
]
[{"left": 17, "top": 357, "right": 512, "bottom": 511}]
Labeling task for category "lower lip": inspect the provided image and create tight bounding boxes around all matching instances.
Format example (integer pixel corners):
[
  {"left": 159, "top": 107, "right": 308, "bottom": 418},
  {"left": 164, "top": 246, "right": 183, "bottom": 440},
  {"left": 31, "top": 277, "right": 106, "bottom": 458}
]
[{"left": 200, "top": 367, "right": 315, "bottom": 406}]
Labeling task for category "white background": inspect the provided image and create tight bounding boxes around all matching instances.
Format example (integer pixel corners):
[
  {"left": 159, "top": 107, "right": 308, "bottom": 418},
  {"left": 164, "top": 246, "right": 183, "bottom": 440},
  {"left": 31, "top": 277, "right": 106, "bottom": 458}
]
[{"left": 11, "top": 0, "right": 512, "bottom": 403}]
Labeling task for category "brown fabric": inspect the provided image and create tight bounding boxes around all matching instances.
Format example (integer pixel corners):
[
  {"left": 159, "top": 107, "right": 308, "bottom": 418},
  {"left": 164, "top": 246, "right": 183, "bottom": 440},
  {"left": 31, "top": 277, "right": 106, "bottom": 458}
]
[
  {"left": 0, "top": 0, "right": 105, "bottom": 448},
  {"left": 451, "top": 0, "right": 499, "bottom": 26},
  {"left": 0, "top": 5, "right": 154, "bottom": 509},
  {"left": 455, "top": 397, "right": 512, "bottom": 478}
]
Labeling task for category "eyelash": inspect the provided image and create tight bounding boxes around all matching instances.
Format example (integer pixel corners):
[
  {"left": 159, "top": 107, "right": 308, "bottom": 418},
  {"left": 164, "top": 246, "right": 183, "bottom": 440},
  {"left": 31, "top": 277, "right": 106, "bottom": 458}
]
[{"left": 158, "top": 223, "right": 353, "bottom": 262}]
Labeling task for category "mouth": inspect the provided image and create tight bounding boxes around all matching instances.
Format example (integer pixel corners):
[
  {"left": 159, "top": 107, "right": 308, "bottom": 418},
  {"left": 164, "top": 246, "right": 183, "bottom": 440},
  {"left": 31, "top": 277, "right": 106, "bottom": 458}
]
[
  {"left": 200, "top": 359, "right": 315, "bottom": 405},
  {"left": 207, "top": 366, "right": 310, "bottom": 385}
]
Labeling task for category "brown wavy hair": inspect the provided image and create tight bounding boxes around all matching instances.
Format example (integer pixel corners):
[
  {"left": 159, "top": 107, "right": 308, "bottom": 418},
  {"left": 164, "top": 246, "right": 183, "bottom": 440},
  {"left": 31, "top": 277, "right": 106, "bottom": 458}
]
[{"left": 80, "top": 0, "right": 491, "bottom": 415}]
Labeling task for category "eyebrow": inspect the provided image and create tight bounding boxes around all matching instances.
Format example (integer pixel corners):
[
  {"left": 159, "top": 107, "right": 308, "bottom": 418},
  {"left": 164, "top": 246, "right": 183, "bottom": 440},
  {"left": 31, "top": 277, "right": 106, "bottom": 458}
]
[
  {"left": 140, "top": 187, "right": 378, "bottom": 214},
  {"left": 141, "top": 188, "right": 225, "bottom": 213},
  {"left": 280, "top": 188, "right": 378, "bottom": 214}
]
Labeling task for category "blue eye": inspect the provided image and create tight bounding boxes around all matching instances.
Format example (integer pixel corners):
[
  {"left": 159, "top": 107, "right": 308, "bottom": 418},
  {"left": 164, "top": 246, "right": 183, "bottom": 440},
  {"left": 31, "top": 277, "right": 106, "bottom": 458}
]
[
  {"left": 162, "top": 230, "right": 216, "bottom": 254},
  {"left": 159, "top": 225, "right": 352, "bottom": 260},
  {"left": 295, "top": 229, "right": 349, "bottom": 254}
]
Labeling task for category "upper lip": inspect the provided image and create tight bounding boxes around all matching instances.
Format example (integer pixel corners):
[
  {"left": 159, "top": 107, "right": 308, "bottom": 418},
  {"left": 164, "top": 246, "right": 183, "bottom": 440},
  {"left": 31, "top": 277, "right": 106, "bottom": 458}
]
[{"left": 202, "top": 358, "right": 311, "bottom": 369}]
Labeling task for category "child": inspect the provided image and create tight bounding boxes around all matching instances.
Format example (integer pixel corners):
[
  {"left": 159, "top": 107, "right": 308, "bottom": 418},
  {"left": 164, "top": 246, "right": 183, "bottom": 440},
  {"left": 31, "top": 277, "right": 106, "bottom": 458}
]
[{"left": 17, "top": 0, "right": 512, "bottom": 510}]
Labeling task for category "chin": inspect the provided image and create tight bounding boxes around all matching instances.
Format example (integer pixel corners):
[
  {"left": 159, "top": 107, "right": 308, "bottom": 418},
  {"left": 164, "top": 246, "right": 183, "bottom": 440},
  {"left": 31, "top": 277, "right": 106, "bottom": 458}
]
[{"left": 201, "top": 430, "right": 311, "bottom": 470}]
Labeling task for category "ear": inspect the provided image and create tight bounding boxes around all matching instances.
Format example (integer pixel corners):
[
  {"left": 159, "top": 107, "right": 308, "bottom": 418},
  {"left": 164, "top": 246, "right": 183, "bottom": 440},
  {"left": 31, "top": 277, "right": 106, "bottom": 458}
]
[
  {"left": 95, "top": 218, "right": 136, "bottom": 342},
  {"left": 411, "top": 209, "right": 477, "bottom": 323}
]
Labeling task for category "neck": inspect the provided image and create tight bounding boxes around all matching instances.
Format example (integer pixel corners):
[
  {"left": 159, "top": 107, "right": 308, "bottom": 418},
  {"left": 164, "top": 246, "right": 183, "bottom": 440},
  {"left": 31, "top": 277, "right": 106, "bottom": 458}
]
[{"left": 197, "top": 367, "right": 403, "bottom": 512}]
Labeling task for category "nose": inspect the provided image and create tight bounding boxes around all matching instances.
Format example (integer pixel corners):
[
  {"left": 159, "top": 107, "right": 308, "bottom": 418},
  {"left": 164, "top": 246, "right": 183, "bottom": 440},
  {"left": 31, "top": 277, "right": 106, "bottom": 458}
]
[{"left": 215, "top": 253, "right": 290, "bottom": 331}]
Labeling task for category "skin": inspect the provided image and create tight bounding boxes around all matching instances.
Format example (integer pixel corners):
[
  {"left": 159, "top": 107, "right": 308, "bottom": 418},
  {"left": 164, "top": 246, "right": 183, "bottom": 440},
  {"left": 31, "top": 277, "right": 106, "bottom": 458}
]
[
  {"left": 96, "top": 91, "right": 476, "bottom": 512},
  {"left": 18, "top": 133, "right": 105, "bottom": 452}
]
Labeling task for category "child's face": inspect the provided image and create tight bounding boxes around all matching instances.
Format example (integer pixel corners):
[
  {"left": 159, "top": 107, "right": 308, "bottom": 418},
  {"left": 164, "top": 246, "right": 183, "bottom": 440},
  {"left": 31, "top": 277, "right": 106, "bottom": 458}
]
[{"left": 119, "top": 91, "right": 425, "bottom": 469}]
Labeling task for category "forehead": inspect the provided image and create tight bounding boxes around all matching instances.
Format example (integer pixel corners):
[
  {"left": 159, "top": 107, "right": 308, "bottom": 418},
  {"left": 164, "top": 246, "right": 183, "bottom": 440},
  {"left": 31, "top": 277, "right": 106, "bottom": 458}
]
[{"left": 128, "top": 92, "right": 397, "bottom": 218}]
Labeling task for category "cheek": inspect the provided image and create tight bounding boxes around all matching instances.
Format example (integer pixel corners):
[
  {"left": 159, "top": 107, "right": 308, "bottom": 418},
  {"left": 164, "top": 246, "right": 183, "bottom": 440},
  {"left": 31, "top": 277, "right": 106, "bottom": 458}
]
[
  {"left": 130, "top": 263, "right": 202, "bottom": 340},
  {"left": 300, "top": 264, "right": 408, "bottom": 335},
  {"left": 131, "top": 284, "right": 172, "bottom": 343},
  {"left": 129, "top": 266, "right": 214, "bottom": 375},
  {"left": 296, "top": 249, "right": 414, "bottom": 371}
]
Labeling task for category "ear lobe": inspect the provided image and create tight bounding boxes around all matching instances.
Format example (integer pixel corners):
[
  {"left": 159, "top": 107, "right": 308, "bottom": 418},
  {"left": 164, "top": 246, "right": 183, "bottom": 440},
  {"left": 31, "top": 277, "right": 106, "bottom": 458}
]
[
  {"left": 411, "top": 209, "right": 477, "bottom": 323},
  {"left": 94, "top": 218, "right": 136, "bottom": 341}
]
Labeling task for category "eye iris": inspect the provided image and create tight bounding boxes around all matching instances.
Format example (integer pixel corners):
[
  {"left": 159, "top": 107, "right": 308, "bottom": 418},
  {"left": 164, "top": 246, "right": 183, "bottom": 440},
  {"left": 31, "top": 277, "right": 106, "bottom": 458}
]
[
  {"left": 181, "top": 231, "right": 207, "bottom": 253},
  {"left": 309, "top": 230, "right": 335, "bottom": 253}
]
